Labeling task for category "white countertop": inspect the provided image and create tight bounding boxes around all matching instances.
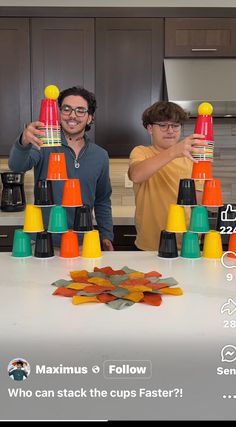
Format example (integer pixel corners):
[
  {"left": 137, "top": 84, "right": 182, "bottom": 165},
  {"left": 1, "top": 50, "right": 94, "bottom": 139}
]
[
  {"left": 1, "top": 251, "right": 236, "bottom": 421},
  {"left": 1, "top": 250, "right": 235, "bottom": 342},
  {"left": 0, "top": 206, "right": 135, "bottom": 226}
]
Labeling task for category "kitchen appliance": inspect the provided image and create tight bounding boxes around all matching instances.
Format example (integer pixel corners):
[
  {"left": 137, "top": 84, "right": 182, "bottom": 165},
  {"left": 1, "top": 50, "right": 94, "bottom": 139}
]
[
  {"left": 1, "top": 172, "right": 26, "bottom": 212},
  {"left": 164, "top": 58, "right": 236, "bottom": 117}
]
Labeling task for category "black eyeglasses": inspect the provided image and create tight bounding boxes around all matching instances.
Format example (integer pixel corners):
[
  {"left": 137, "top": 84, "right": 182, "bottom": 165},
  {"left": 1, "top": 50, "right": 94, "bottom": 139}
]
[
  {"left": 153, "top": 122, "right": 182, "bottom": 132},
  {"left": 60, "top": 104, "right": 88, "bottom": 117}
]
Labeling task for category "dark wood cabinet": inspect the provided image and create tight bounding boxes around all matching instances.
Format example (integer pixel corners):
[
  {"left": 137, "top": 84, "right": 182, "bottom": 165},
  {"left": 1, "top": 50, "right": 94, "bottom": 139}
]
[
  {"left": 0, "top": 17, "right": 94, "bottom": 156},
  {"left": 31, "top": 18, "right": 95, "bottom": 138},
  {"left": 0, "top": 16, "right": 164, "bottom": 158},
  {"left": 3, "top": 14, "right": 236, "bottom": 158},
  {"left": 113, "top": 225, "right": 137, "bottom": 251},
  {"left": 0, "top": 226, "right": 22, "bottom": 252},
  {"left": 95, "top": 18, "right": 164, "bottom": 157},
  {"left": 0, "top": 18, "right": 31, "bottom": 156},
  {"left": 165, "top": 18, "right": 236, "bottom": 57}
]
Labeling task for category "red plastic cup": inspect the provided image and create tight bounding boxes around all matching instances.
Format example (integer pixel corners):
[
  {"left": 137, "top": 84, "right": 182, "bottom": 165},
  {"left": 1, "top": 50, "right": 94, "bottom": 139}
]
[
  {"left": 194, "top": 115, "right": 214, "bottom": 141},
  {"left": 62, "top": 179, "right": 83, "bottom": 207},
  {"left": 193, "top": 115, "right": 214, "bottom": 161},
  {"left": 202, "top": 179, "right": 224, "bottom": 207},
  {"left": 191, "top": 161, "right": 213, "bottom": 180},
  {"left": 47, "top": 153, "right": 68, "bottom": 180},
  {"left": 39, "top": 99, "right": 59, "bottom": 126}
]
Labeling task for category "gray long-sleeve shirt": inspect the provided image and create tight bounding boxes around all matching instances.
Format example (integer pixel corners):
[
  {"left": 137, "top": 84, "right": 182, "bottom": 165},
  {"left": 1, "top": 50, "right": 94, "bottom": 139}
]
[{"left": 8, "top": 132, "right": 113, "bottom": 246}]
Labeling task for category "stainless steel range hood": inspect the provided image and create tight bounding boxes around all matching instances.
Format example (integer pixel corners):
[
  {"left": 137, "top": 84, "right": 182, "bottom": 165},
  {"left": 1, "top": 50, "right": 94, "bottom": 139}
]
[{"left": 164, "top": 58, "right": 236, "bottom": 117}]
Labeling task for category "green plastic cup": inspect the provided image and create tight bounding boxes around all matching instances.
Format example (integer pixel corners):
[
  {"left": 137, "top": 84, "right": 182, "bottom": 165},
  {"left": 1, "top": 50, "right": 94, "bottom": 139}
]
[
  {"left": 189, "top": 206, "right": 210, "bottom": 233},
  {"left": 180, "top": 231, "right": 201, "bottom": 258},
  {"left": 12, "top": 229, "right": 32, "bottom": 258},
  {"left": 48, "top": 205, "right": 68, "bottom": 233}
]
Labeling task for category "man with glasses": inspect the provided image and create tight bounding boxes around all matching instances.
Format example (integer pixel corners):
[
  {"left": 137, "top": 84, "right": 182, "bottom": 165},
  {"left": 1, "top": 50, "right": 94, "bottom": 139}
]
[
  {"left": 8, "top": 86, "right": 114, "bottom": 250},
  {"left": 128, "top": 101, "right": 206, "bottom": 251}
]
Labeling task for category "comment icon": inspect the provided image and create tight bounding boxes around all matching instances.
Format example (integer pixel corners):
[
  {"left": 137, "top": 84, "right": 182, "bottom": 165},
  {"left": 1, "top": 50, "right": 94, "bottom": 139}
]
[{"left": 221, "top": 252, "right": 236, "bottom": 269}]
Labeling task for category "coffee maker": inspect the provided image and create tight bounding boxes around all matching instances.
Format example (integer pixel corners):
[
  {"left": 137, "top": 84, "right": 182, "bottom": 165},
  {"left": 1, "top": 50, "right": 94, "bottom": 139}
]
[{"left": 1, "top": 172, "right": 26, "bottom": 212}]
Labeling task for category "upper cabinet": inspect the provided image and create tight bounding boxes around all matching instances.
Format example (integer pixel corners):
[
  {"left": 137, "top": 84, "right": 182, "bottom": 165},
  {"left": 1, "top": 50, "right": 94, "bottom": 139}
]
[
  {"left": 2, "top": 16, "right": 164, "bottom": 159},
  {"left": 95, "top": 18, "right": 164, "bottom": 157},
  {"left": 165, "top": 18, "right": 236, "bottom": 57},
  {"left": 5, "top": 13, "right": 236, "bottom": 158},
  {"left": 0, "top": 18, "right": 31, "bottom": 156},
  {"left": 31, "top": 18, "right": 95, "bottom": 137},
  {"left": 0, "top": 17, "right": 94, "bottom": 156}
]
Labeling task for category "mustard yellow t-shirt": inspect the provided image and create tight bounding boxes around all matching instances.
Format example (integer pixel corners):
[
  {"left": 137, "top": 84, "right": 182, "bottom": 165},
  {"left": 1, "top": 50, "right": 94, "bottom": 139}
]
[{"left": 129, "top": 145, "right": 203, "bottom": 251}]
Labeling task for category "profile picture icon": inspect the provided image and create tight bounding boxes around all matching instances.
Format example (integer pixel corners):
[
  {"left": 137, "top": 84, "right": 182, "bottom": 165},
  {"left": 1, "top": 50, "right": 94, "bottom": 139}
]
[{"left": 8, "top": 358, "right": 30, "bottom": 381}]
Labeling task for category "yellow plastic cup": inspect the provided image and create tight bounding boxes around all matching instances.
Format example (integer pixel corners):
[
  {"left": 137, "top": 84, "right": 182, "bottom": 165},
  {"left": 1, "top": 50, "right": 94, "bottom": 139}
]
[
  {"left": 165, "top": 204, "right": 187, "bottom": 233},
  {"left": 23, "top": 204, "right": 44, "bottom": 233},
  {"left": 202, "top": 230, "right": 223, "bottom": 259},
  {"left": 81, "top": 230, "right": 102, "bottom": 258}
]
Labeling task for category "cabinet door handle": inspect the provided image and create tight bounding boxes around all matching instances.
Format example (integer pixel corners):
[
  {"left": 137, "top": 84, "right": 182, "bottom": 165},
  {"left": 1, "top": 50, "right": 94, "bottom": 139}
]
[
  {"left": 191, "top": 48, "right": 218, "bottom": 51},
  {"left": 0, "top": 234, "right": 8, "bottom": 238},
  {"left": 123, "top": 234, "right": 136, "bottom": 237}
]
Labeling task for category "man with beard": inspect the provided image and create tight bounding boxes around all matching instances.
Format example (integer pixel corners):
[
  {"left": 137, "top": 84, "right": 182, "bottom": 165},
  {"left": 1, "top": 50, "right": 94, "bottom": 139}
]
[{"left": 8, "top": 86, "right": 113, "bottom": 250}]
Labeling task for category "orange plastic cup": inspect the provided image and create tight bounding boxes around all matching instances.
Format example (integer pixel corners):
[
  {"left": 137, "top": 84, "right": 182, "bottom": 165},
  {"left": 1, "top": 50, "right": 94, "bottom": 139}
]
[
  {"left": 60, "top": 230, "right": 80, "bottom": 258},
  {"left": 62, "top": 179, "right": 83, "bottom": 207},
  {"left": 202, "top": 179, "right": 223, "bottom": 207},
  {"left": 227, "top": 233, "right": 236, "bottom": 258},
  {"left": 47, "top": 152, "right": 68, "bottom": 180},
  {"left": 191, "top": 161, "right": 213, "bottom": 180}
]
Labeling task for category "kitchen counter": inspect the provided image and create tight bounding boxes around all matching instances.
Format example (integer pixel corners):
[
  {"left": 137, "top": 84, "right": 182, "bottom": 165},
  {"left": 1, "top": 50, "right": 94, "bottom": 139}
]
[
  {"left": 0, "top": 251, "right": 236, "bottom": 421},
  {"left": 0, "top": 210, "right": 25, "bottom": 226},
  {"left": 0, "top": 206, "right": 135, "bottom": 226}
]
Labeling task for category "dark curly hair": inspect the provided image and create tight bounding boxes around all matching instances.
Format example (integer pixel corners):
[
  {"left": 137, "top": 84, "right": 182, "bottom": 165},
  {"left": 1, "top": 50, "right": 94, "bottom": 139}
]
[
  {"left": 142, "top": 101, "right": 190, "bottom": 129},
  {"left": 58, "top": 86, "right": 97, "bottom": 132}
]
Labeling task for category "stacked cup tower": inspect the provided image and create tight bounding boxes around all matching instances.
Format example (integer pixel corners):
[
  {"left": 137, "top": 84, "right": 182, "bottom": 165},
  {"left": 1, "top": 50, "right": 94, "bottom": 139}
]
[
  {"left": 12, "top": 85, "right": 102, "bottom": 259},
  {"left": 159, "top": 102, "right": 228, "bottom": 260}
]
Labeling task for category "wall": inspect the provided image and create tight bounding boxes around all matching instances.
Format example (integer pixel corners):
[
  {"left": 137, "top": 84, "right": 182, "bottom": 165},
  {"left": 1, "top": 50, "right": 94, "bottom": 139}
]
[{"left": 0, "top": 1, "right": 236, "bottom": 7}]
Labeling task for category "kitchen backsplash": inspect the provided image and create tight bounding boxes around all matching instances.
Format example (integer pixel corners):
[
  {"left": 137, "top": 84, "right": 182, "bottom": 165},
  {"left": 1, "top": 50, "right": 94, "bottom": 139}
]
[
  {"left": 0, "top": 157, "right": 134, "bottom": 207},
  {"left": 0, "top": 120, "right": 235, "bottom": 205}
]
